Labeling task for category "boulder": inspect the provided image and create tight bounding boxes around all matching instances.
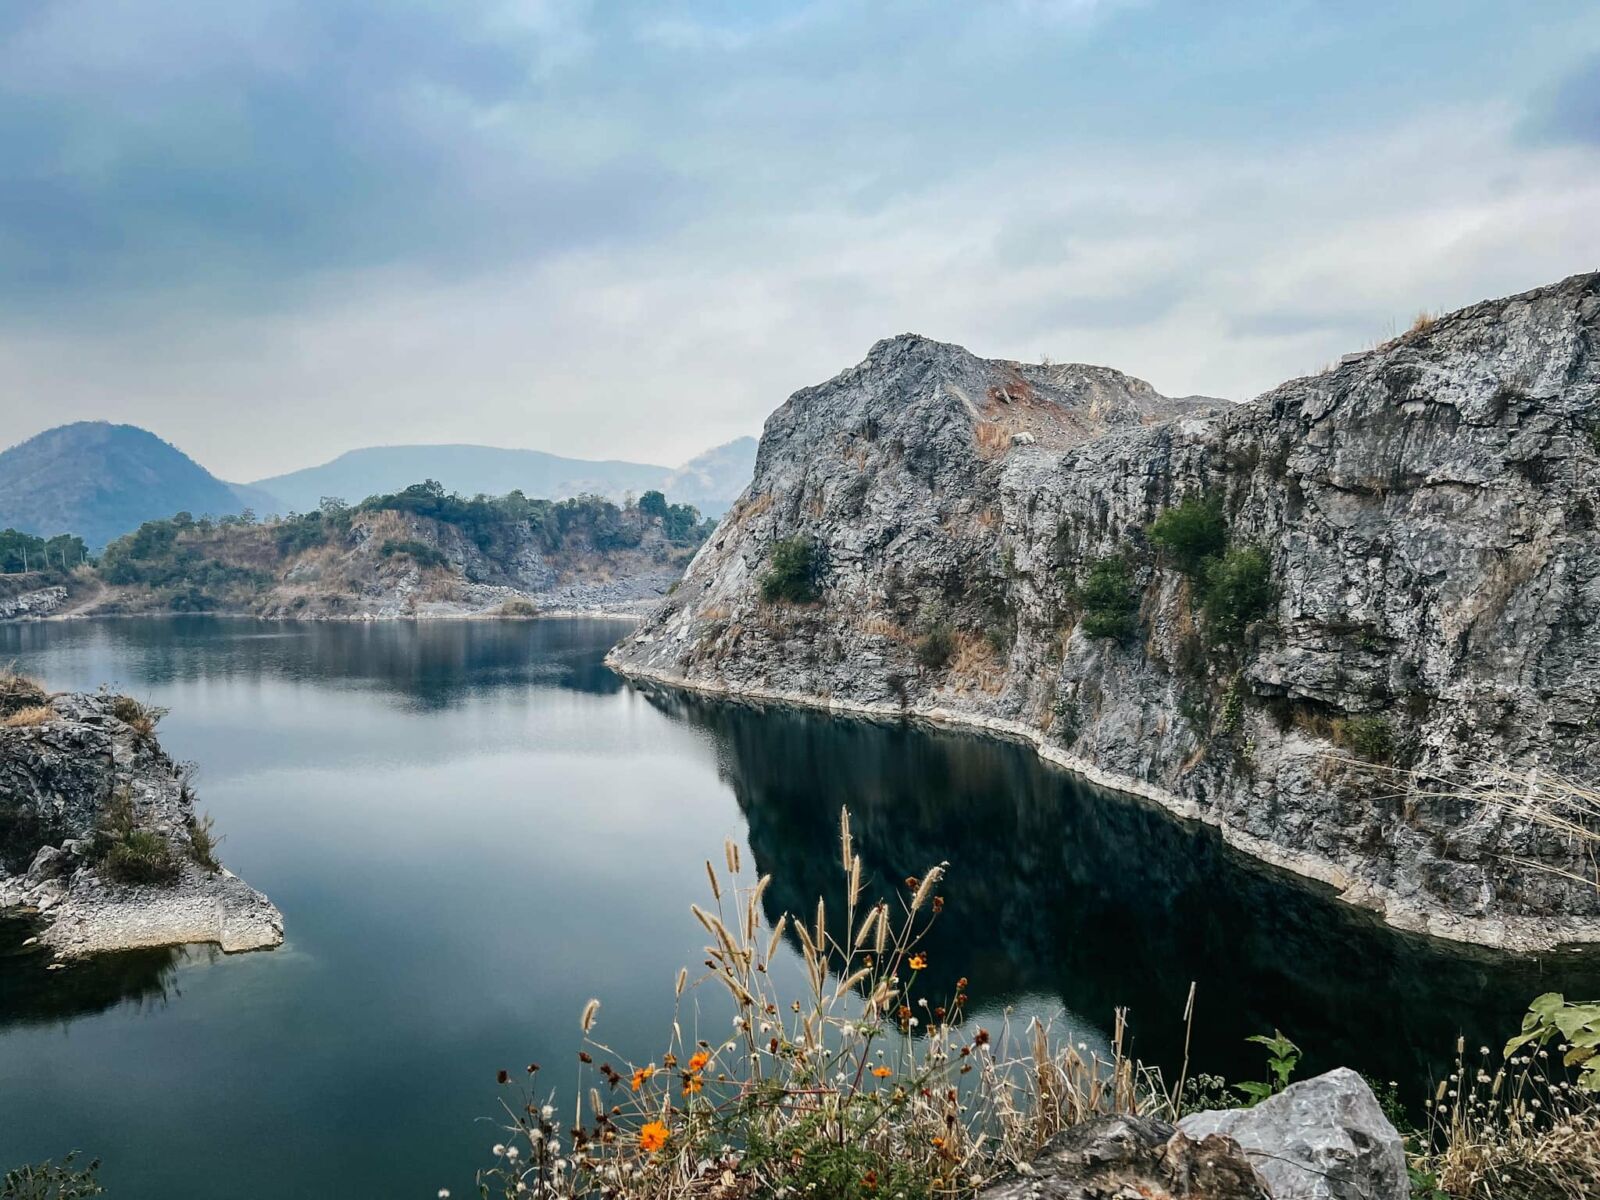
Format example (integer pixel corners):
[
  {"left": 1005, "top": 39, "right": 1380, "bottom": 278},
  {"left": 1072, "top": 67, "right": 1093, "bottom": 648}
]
[
  {"left": 978, "top": 1113, "right": 1270, "bottom": 1200},
  {"left": 1178, "top": 1068, "right": 1407, "bottom": 1200}
]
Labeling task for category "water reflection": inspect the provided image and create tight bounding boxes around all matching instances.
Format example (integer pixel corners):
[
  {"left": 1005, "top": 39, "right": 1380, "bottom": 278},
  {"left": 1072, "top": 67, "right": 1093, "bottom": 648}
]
[
  {"left": 0, "top": 616, "right": 628, "bottom": 705},
  {"left": 0, "top": 917, "right": 192, "bottom": 1026},
  {"left": 643, "top": 686, "right": 1600, "bottom": 1092}
]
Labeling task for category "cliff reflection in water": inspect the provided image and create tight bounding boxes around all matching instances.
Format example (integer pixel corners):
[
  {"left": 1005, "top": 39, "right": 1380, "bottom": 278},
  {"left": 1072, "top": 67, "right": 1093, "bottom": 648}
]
[
  {"left": 0, "top": 916, "right": 192, "bottom": 1027},
  {"left": 642, "top": 686, "right": 1600, "bottom": 1092}
]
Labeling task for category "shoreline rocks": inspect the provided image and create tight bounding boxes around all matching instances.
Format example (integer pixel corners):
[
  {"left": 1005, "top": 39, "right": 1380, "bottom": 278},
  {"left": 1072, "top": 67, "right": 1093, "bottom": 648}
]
[{"left": 0, "top": 686, "right": 284, "bottom": 960}]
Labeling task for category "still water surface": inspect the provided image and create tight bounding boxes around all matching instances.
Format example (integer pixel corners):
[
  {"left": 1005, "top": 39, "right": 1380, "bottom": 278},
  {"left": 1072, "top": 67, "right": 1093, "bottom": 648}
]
[{"left": 2, "top": 618, "right": 1597, "bottom": 1198}]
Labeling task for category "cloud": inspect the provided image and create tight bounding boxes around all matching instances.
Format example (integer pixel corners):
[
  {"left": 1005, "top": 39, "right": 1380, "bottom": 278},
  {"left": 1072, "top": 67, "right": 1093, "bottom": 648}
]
[
  {"left": 0, "top": 2, "right": 1597, "bottom": 480},
  {"left": 1528, "top": 52, "right": 1600, "bottom": 146}
]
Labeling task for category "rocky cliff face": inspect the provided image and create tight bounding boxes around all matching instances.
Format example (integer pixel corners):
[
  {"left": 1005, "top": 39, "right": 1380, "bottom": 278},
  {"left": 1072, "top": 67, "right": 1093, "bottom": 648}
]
[
  {"left": 609, "top": 272, "right": 1600, "bottom": 950},
  {"left": 0, "top": 677, "right": 283, "bottom": 958}
]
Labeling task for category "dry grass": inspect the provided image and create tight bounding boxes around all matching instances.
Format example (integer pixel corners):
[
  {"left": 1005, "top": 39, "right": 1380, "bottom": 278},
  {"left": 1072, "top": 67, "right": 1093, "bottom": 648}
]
[
  {"left": 474, "top": 813, "right": 1167, "bottom": 1200},
  {"left": 947, "top": 631, "right": 1006, "bottom": 695},
  {"left": 1411, "top": 311, "right": 1438, "bottom": 335},
  {"left": 2, "top": 704, "right": 54, "bottom": 727},
  {"left": 1415, "top": 1036, "right": 1599, "bottom": 1199},
  {"left": 974, "top": 421, "right": 1011, "bottom": 458},
  {"left": 0, "top": 664, "right": 47, "bottom": 716}
]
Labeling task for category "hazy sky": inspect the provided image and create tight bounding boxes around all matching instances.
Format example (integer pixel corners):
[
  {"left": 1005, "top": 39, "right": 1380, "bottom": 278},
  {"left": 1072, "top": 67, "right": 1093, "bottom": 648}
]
[{"left": 3, "top": 1, "right": 1599, "bottom": 481}]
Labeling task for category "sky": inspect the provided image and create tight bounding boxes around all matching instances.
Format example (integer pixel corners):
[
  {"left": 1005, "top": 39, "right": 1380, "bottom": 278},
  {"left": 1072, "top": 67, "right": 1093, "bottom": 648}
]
[{"left": 2, "top": 0, "right": 1599, "bottom": 482}]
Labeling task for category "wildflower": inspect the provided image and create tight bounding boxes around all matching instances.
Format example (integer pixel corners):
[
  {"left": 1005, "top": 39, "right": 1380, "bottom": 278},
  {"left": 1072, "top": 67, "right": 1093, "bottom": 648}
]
[
  {"left": 930, "top": 1136, "right": 946, "bottom": 1150},
  {"left": 639, "top": 1121, "right": 670, "bottom": 1154},
  {"left": 631, "top": 1065, "right": 655, "bottom": 1091},
  {"left": 683, "top": 1075, "right": 704, "bottom": 1095},
  {"left": 863, "top": 1169, "right": 879, "bottom": 1191},
  {"left": 688, "top": 1051, "right": 711, "bottom": 1072},
  {"left": 505, "top": 1147, "right": 520, "bottom": 1161},
  {"left": 908, "top": 953, "right": 928, "bottom": 970},
  {"left": 492, "top": 1144, "right": 505, "bottom": 1157},
  {"left": 872, "top": 1066, "right": 893, "bottom": 1078},
  {"left": 439, "top": 1191, "right": 450, "bottom": 1198}
]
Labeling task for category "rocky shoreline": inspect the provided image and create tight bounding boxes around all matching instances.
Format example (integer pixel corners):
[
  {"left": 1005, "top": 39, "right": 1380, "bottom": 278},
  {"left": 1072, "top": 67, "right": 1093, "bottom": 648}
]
[
  {"left": 0, "top": 683, "right": 283, "bottom": 960},
  {"left": 610, "top": 659, "right": 1600, "bottom": 952}
]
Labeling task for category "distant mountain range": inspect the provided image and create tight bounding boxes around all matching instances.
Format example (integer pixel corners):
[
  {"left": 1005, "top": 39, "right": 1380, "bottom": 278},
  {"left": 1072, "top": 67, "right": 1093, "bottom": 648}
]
[
  {"left": 0, "top": 423, "right": 756, "bottom": 550},
  {"left": 249, "top": 437, "right": 756, "bottom": 520}
]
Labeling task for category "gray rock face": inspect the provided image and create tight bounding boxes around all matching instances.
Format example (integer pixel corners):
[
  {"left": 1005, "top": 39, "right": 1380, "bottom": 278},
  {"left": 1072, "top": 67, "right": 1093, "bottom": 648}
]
[
  {"left": 1179, "top": 1069, "right": 1408, "bottom": 1200},
  {"left": 979, "top": 1113, "right": 1270, "bottom": 1200},
  {"left": 609, "top": 273, "right": 1600, "bottom": 949},
  {"left": 0, "top": 690, "right": 284, "bottom": 957},
  {"left": 0, "top": 585, "right": 68, "bottom": 620}
]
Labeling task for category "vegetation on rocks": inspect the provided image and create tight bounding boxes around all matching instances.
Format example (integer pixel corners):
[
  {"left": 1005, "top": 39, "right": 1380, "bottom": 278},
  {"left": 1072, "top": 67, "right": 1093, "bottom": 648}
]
[
  {"left": 1075, "top": 556, "right": 1139, "bottom": 640},
  {"left": 1147, "top": 495, "right": 1227, "bottom": 576},
  {"left": 760, "top": 536, "right": 820, "bottom": 604},
  {"left": 1197, "top": 545, "right": 1273, "bottom": 645},
  {"left": 91, "top": 790, "right": 180, "bottom": 886}
]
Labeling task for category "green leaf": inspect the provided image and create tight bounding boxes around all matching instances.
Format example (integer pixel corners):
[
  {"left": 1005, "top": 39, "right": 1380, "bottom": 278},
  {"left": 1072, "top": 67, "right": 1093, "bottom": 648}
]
[
  {"left": 1529, "top": 992, "right": 1567, "bottom": 1019},
  {"left": 1233, "top": 1081, "right": 1273, "bottom": 1103}
]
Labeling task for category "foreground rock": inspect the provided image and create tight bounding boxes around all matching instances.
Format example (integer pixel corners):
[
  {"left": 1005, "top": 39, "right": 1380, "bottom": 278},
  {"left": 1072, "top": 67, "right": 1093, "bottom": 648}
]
[
  {"left": 1179, "top": 1069, "right": 1408, "bottom": 1200},
  {"left": 610, "top": 272, "right": 1600, "bottom": 950},
  {"left": 981, "top": 1071, "right": 1404, "bottom": 1200},
  {"left": 979, "top": 1114, "right": 1271, "bottom": 1199},
  {"left": 0, "top": 683, "right": 283, "bottom": 958}
]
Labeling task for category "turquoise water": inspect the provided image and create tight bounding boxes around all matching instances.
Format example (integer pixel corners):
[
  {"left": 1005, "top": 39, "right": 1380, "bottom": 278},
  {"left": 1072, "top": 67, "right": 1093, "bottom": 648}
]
[{"left": 2, "top": 617, "right": 1595, "bottom": 1198}]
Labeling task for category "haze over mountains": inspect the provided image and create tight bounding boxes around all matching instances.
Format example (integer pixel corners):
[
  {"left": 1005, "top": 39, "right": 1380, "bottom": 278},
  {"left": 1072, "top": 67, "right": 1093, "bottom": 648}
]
[
  {"left": 253, "top": 438, "right": 756, "bottom": 520},
  {"left": 0, "top": 423, "right": 756, "bottom": 550}
]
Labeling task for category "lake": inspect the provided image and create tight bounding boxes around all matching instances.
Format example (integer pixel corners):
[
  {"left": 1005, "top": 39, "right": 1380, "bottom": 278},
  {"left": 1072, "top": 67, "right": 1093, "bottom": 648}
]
[{"left": 3, "top": 617, "right": 1597, "bottom": 1198}]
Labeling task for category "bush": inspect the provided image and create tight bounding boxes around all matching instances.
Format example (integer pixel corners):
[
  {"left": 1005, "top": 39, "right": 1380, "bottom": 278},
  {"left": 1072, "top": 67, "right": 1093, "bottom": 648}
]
[
  {"left": 498, "top": 599, "right": 540, "bottom": 617},
  {"left": 109, "top": 695, "right": 164, "bottom": 739},
  {"left": 92, "top": 790, "right": 181, "bottom": 887},
  {"left": 915, "top": 623, "right": 956, "bottom": 669},
  {"left": 760, "top": 537, "right": 819, "bottom": 604},
  {"left": 1331, "top": 714, "right": 1395, "bottom": 763},
  {"left": 101, "top": 830, "right": 182, "bottom": 886},
  {"left": 379, "top": 539, "right": 449, "bottom": 569},
  {"left": 187, "top": 812, "right": 222, "bottom": 874},
  {"left": 1198, "top": 545, "right": 1273, "bottom": 643},
  {"left": 1078, "top": 556, "right": 1139, "bottom": 640},
  {"left": 1148, "top": 495, "right": 1228, "bottom": 576}
]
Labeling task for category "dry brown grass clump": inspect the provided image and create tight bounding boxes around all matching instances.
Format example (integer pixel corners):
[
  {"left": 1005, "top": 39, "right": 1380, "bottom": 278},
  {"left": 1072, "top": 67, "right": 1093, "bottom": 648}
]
[
  {"left": 0, "top": 664, "right": 47, "bottom": 717},
  {"left": 109, "top": 694, "right": 165, "bottom": 740},
  {"left": 2, "top": 704, "right": 54, "bottom": 728},
  {"left": 474, "top": 812, "right": 1164, "bottom": 1200}
]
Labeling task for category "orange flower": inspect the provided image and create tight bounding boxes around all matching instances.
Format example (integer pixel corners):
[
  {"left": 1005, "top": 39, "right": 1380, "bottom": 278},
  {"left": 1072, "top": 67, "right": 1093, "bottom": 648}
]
[
  {"left": 871, "top": 1065, "right": 893, "bottom": 1078},
  {"left": 908, "top": 953, "right": 927, "bottom": 970},
  {"left": 630, "top": 1065, "right": 655, "bottom": 1092},
  {"left": 930, "top": 1136, "right": 946, "bottom": 1149},
  {"left": 681, "top": 1075, "right": 704, "bottom": 1095},
  {"left": 687, "top": 1051, "right": 710, "bottom": 1072},
  {"left": 639, "top": 1121, "right": 670, "bottom": 1153}
]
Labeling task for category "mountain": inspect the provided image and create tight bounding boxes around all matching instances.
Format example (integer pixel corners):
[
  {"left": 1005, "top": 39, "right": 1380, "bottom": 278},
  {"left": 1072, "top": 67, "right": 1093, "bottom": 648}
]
[
  {"left": 0, "top": 422, "right": 269, "bottom": 551},
  {"left": 661, "top": 437, "right": 758, "bottom": 514},
  {"left": 609, "top": 274, "right": 1600, "bottom": 952},
  {"left": 250, "top": 440, "right": 757, "bottom": 519}
]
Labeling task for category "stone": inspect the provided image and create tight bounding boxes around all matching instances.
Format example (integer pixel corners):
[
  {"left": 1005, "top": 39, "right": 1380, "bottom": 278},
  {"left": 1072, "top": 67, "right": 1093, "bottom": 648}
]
[
  {"left": 978, "top": 1113, "right": 1270, "bottom": 1200},
  {"left": 1178, "top": 1069, "right": 1408, "bottom": 1200},
  {"left": 609, "top": 272, "right": 1600, "bottom": 950}
]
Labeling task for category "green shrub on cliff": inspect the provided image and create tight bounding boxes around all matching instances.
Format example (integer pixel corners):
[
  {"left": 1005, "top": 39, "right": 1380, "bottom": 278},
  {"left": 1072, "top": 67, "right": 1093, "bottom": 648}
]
[
  {"left": 915, "top": 622, "right": 956, "bottom": 668},
  {"left": 1198, "top": 545, "right": 1273, "bottom": 643},
  {"left": 91, "top": 789, "right": 181, "bottom": 887},
  {"left": 1331, "top": 714, "right": 1395, "bottom": 764},
  {"left": 1148, "top": 495, "right": 1228, "bottom": 576},
  {"left": 1078, "top": 555, "right": 1139, "bottom": 640},
  {"left": 760, "top": 536, "right": 819, "bottom": 604}
]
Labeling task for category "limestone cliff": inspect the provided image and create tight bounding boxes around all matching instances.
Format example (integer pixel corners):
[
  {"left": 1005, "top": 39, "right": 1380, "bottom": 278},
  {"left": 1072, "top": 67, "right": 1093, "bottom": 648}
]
[{"left": 608, "top": 272, "right": 1600, "bottom": 950}]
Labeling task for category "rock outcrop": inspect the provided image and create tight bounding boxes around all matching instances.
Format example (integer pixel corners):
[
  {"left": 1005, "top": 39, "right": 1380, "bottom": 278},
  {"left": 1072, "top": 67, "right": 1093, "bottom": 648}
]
[
  {"left": 0, "top": 585, "right": 68, "bottom": 620},
  {"left": 0, "top": 682, "right": 283, "bottom": 958},
  {"left": 978, "top": 1113, "right": 1271, "bottom": 1200},
  {"left": 609, "top": 272, "right": 1600, "bottom": 950},
  {"left": 1179, "top": 1069, "right": 1408, "bottom": 1200},
  {"left": 979, "top": 1071, "right": 1404, "bottom": 1200}
]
